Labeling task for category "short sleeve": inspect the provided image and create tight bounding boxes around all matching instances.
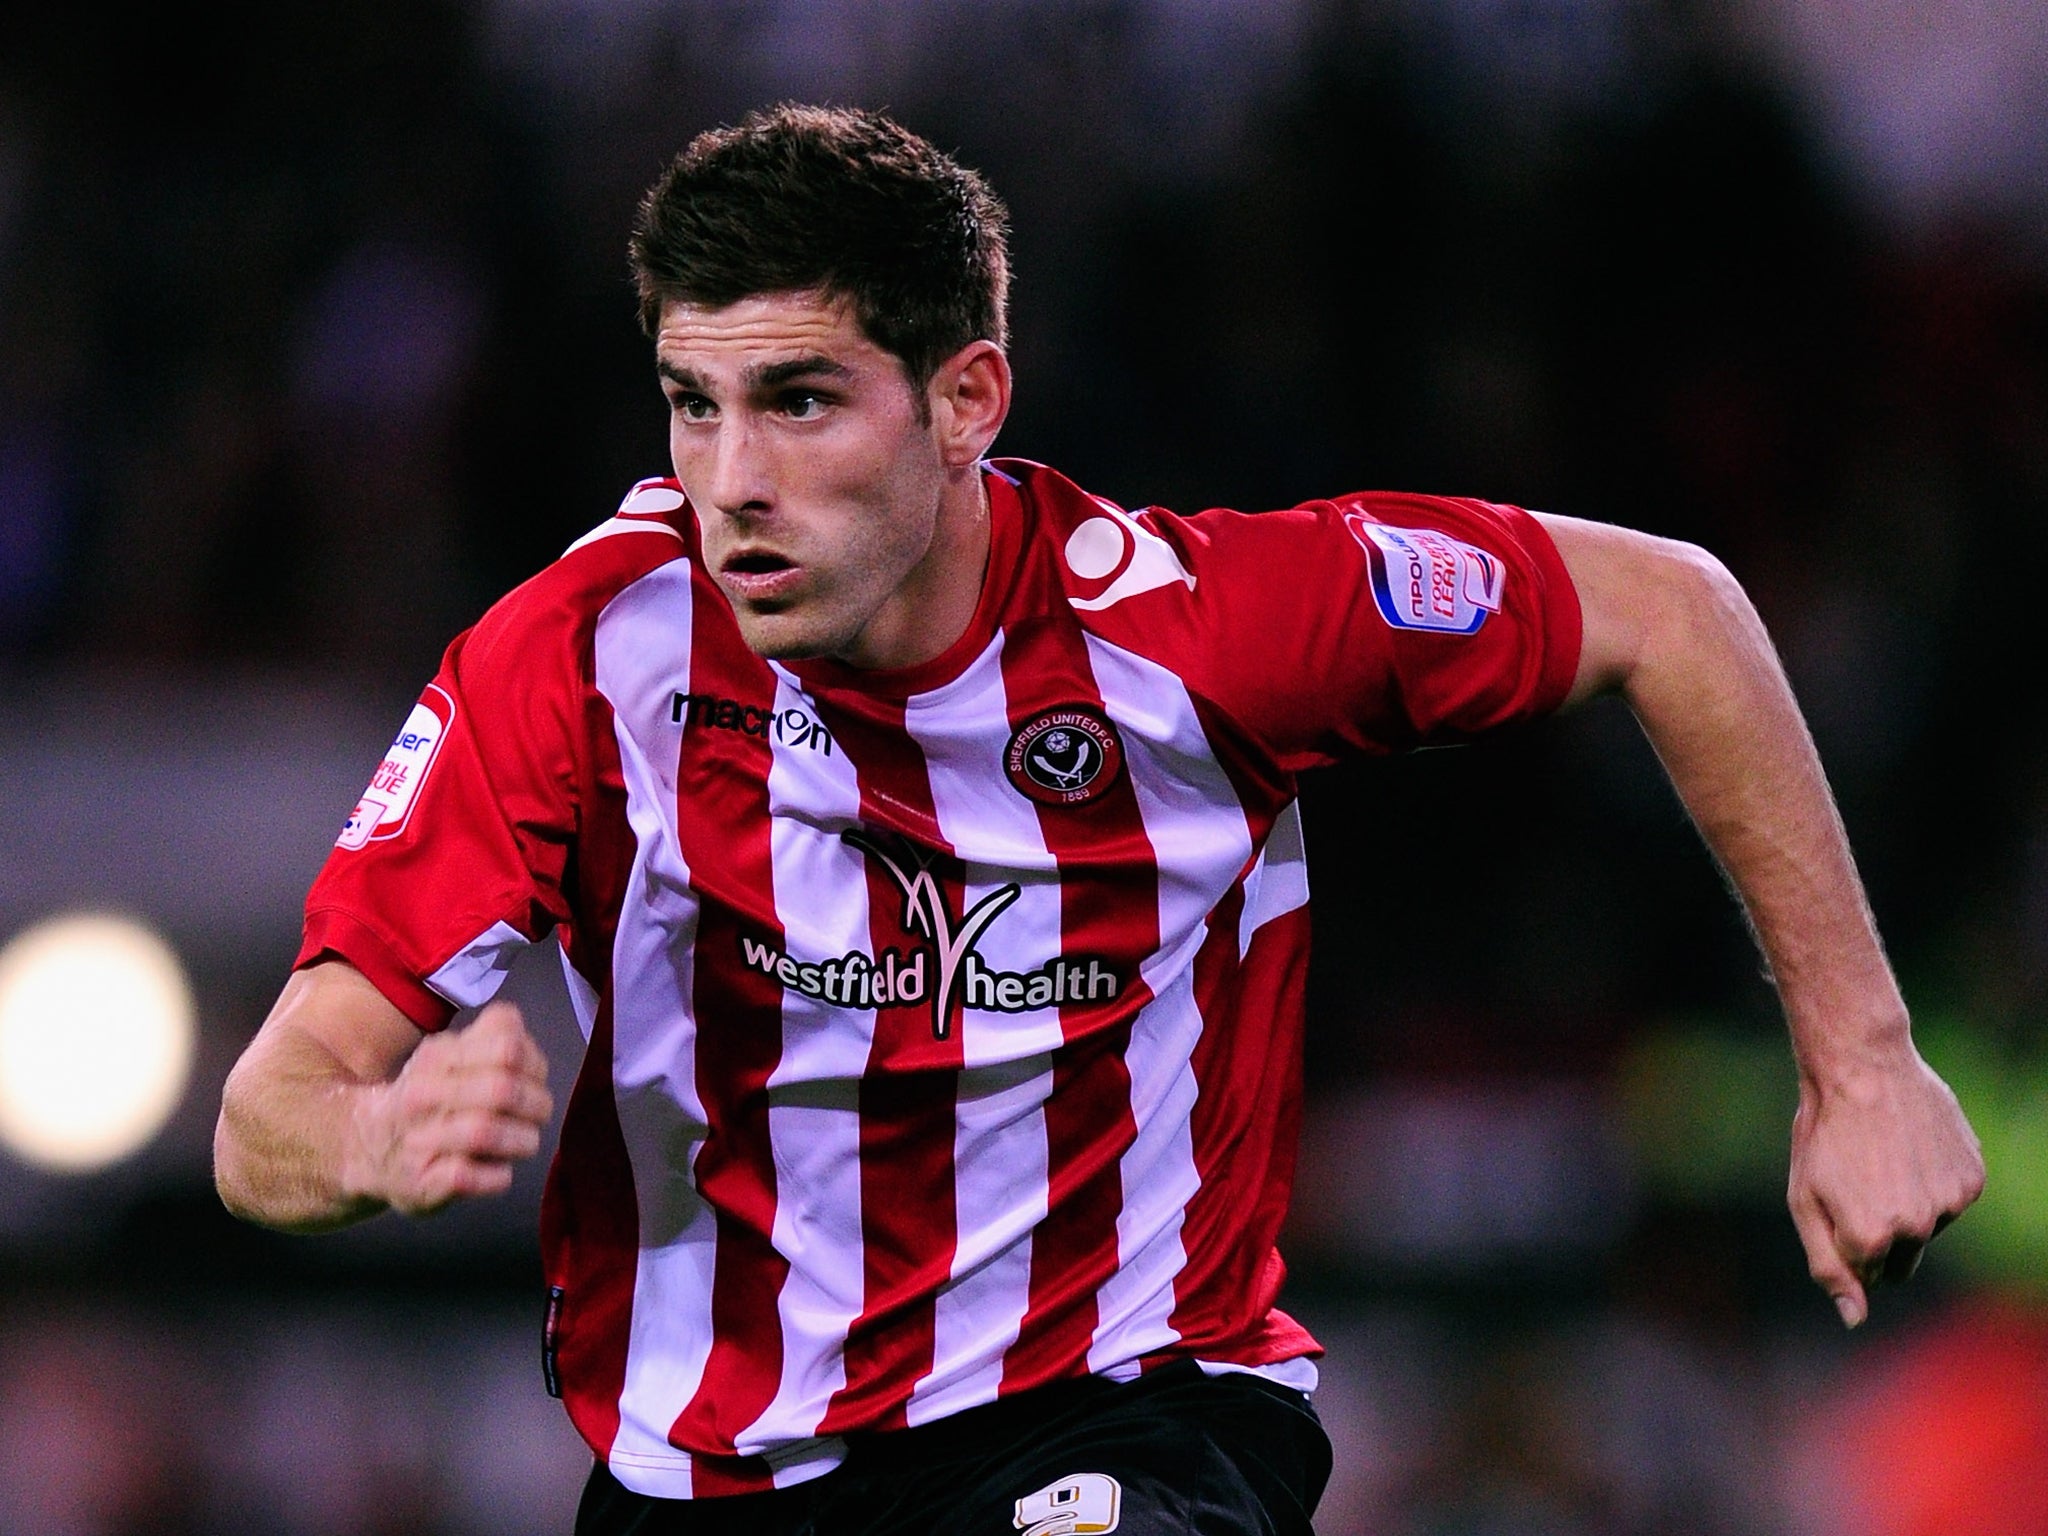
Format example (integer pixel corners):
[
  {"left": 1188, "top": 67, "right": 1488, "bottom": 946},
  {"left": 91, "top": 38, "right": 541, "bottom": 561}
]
[
  {"left": 1156, "top": 491, "right": 1582, "bottom": 773},
  {"left": 295, "top": 613, "right": 584, "bottom": 1030}
]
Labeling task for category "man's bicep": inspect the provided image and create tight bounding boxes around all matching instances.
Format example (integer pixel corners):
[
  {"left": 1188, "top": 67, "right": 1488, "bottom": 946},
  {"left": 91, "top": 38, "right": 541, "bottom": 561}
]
[{"left": 1531, "top": 509, "right": 1711, "bottom": 708}]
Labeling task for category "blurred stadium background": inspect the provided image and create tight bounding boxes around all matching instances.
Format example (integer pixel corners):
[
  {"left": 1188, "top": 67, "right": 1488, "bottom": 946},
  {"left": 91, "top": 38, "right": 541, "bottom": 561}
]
[{"left": 3, "top": 2, "right": 2047, "bottom": 1531}]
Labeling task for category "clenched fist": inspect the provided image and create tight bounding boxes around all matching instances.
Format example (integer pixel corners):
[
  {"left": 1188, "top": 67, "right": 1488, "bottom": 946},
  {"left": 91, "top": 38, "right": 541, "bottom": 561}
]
[
  {"left": 1788, "top": 1042, "right": 1984, "bottom": 1328},
  {"left": 346, "top": 1002, "right": 555, "bottom": 1216}
]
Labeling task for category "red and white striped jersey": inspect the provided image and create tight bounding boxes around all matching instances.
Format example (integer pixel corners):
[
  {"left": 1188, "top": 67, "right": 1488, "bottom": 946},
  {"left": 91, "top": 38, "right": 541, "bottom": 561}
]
[{"left": 298, "top": 457, "right": 1582, "bottom": 1497}]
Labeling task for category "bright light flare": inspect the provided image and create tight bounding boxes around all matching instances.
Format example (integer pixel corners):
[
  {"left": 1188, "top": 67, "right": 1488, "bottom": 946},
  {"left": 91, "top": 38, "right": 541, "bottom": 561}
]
[{"left": 0, "top": 913, "right": 197, "bottom": 1172}]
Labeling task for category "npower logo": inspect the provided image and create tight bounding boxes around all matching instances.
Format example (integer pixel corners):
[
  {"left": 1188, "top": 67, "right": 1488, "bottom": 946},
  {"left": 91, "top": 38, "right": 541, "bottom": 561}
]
[{"left": 735, "top": 830, "right": 1123, "bottom": 1039}]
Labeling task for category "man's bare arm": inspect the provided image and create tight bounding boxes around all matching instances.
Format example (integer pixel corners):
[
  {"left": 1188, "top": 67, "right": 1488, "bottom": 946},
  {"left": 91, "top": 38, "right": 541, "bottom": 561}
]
[
  {"left": 214, "top": 959, "right": 553, "bottom": 1233},
  {"left": 1534, "top": 510, "right": 1985, "bottom": 1326}
]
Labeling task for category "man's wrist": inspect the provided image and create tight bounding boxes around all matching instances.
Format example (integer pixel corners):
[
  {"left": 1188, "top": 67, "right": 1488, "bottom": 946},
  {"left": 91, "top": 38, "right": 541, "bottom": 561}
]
[
  {"left": 335, "top": 1079, "right": 395, "bottom": 1211},
  {"left": 1792, "top": 1006, "right": 1917, "bottom": 1098}
]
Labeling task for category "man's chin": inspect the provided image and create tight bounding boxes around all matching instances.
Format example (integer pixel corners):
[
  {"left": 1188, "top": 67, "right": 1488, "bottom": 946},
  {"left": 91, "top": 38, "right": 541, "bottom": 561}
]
[{"left": 729, "top": 607, "right": 843, "bottom": 662}]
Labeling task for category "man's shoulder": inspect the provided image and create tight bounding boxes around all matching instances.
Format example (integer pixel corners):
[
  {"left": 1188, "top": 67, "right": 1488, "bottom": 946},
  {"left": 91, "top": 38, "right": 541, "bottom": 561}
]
[
  {"left": 993, "top": 457, "right": 1203, "bottom": 619},
  {"left": 442, "top": 477, "right": 697, "bottom": 694},
  {"left": 472, "top": 478, "right": 695, "bottom": 637},
  {"left": 994, "top": 456, "right": 1192, "bottom": 538},
  {"left": 998, "top": 458, "right": 1532, "bottom": 594},
  {"left": 556, "top": 477, "right": 696, "bottom": 564},
  {"left": 996, "top": 456, "right": 1340, "bottom": 635}
]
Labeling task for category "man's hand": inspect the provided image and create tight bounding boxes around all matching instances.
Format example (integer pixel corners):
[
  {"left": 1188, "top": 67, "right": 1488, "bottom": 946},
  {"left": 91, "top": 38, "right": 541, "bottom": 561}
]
[
  {"left": 216, "top": 962, "right": 555, "bottom": 1232},
  {"left": 1788, "top": 1043, "right": 1985, "bottom": 1327},
  {"left": 346, "top": 1002, "right": 555, "bottom": 1217}
]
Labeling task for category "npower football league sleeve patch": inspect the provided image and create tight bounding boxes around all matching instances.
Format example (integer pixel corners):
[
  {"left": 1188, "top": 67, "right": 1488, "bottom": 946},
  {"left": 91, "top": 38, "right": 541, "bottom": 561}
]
[
  {"left": 1345, "top": 515, "right": 1506, "bottom": 634},
  {"left": 337, "top": 684, "right": 454, "bottom": 850}
]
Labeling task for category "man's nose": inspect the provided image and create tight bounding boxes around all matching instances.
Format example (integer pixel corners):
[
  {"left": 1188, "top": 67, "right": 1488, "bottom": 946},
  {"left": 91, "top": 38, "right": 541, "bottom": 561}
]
[{"left": 704, "top": 415, "right": 773, "bottom": 516}]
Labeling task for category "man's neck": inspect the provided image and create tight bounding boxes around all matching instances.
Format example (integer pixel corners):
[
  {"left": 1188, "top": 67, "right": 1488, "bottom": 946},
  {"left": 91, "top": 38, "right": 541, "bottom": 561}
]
[{"left": 838, "top": 464, "right": 992, "bottom": 672}]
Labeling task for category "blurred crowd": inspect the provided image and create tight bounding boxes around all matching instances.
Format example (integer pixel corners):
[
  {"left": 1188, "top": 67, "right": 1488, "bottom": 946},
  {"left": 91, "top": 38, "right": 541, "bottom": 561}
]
[
  {"left": 3, "top": 1279, "right": 2044, "bottom": 1535},
  {"left": 4, "top": 2, "right": 2048, "bottom": 1532}
]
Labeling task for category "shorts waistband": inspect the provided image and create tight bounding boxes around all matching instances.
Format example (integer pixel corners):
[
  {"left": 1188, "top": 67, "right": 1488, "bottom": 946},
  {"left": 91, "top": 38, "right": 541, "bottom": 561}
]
[{"left": 841, "top": 1364, "right": 1199, "bottom": 1473}]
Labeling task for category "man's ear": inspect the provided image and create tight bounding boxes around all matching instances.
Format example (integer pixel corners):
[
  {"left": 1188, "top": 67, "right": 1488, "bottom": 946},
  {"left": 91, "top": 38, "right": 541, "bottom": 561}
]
[{"left": 928, "top": 340, "right": 1012, "bottom": 467}]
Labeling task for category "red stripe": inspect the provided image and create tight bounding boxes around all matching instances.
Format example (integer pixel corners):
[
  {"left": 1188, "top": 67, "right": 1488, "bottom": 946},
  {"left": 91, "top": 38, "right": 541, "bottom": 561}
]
[
  {"left": 1167, "top": 886, "right": 1316, "bottom": 1361},
  {"left": 1159, "top": 693, "right": 1320, "bottom": 1365},
  {"left": 808, "top": 691, "right": 962, "bottom": 1435},
  {"left": 666, "top": 595, "right": 789, "bottom": 1494},
  {"left": 1199, "top": 904, "right": 1319, "bottom": 1364},
  {"left": 545, "top": 994, "right": 640, "bottom": 1458},
  {"left": 541, "top": 698, "right": 637, "bottom": 1462},
  {"left": 996, "top": 609, "right": 1158, "bottom": 1392}
]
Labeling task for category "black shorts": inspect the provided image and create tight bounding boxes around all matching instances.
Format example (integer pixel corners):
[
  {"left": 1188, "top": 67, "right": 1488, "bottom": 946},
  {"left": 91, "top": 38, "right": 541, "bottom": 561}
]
[{"left": 575, "top": 1360, "right": 1331, "bottom": 1536}]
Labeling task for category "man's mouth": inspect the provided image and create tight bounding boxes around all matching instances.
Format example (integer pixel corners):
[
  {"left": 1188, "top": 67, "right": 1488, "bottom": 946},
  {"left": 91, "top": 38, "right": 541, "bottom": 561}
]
[{"left": 720, "top": 550, "right": 803, "bottom": 604}]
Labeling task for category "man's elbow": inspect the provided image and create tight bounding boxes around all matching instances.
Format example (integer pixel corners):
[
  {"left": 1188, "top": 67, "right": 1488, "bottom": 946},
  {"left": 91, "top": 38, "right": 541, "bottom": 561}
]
[
  {"left": 209, "top": 1051, "right": 359, "bottom": 1234},
  {"left": 1623, "top": 535, "right": 1765, "bottom": 676},
  {"left": 1666, "top": 536, "right": 1750, "bottom": 620},
  {"left": 210, "top": 1068, "right": 272, "bottom": 1226}
]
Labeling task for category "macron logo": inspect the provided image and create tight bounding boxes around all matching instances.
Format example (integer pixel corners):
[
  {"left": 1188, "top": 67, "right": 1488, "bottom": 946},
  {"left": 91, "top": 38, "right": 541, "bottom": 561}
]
[{"left": 1063, "top": 500, "right": 1195, "bottom": 612}]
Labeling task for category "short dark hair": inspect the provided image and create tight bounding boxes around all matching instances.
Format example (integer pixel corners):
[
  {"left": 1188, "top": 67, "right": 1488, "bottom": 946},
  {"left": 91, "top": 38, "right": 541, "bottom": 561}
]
[{"left": 629, "top": 103, "right": 1011, "bottom": 386}]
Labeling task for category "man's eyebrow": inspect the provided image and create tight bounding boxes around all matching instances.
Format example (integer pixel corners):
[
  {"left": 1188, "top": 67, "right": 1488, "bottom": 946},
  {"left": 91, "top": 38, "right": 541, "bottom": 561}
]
[
  {"left": 748, "top": 354, "right": 852, "bottom": 391},
  {"left": 655, "top": 354, "right": 852, "bottom": 395}
]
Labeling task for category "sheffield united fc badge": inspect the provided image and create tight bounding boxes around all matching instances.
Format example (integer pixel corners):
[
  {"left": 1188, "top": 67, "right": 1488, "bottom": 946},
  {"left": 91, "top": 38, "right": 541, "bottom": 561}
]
[{"left": 1005, "top": 706, "right": 1124, "bottom": 807}]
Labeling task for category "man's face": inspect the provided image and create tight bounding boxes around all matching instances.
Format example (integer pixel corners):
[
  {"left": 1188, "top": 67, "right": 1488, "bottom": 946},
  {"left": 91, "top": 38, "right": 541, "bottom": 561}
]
[{"left": 655, "top": 290, "right": 962, "bottom": 668}]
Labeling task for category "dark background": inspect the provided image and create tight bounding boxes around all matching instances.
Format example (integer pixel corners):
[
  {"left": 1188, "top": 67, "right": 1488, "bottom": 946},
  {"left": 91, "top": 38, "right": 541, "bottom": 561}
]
[{"left": 3, "top": 3, "right": 2046, "bottom": 1532}]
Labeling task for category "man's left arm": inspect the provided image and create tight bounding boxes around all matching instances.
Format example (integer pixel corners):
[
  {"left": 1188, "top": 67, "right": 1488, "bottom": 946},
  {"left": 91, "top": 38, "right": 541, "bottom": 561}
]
[{"left": 1532, "top": 510, "right": 1985, "bottom": 1327}]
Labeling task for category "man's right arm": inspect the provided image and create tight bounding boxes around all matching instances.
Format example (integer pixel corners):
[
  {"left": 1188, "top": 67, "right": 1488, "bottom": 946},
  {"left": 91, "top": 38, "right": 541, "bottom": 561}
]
[{"left": 214, "top": 959, "right": 553, "bottom": 1233}]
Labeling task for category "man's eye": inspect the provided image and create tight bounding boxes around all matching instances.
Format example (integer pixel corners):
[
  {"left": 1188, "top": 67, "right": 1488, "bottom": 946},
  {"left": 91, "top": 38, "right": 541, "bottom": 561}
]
[
  {"left": 669, "top": 394, "right": 714, "bottom": 421},
  {"left": 782, "top": 392, "right": 827, "bottom": 420}
]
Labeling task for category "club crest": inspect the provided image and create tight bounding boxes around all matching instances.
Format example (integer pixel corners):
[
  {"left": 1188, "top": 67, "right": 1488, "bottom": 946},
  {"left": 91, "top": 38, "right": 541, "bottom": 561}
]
[{"left": 1005, "top": 707, "right": 1124, "bottom": 807}]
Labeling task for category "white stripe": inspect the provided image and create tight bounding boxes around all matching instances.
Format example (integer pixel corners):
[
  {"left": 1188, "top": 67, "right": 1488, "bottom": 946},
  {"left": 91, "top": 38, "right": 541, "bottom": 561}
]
[
  {"left": 1081, "top": 634, "right": 1255, "bottom": 1374},
  {"left": 742, "top": 667, "right": 872, "bottom": 1451},
  {"left": 904, "top": 1053, "right": 1054, "bottom": 1425},
  {"left": 1198, "top": 1356, "right": 1319, "bottom": 1392},
  {"left": 764, "top": 1436, "right": 849, "bottom": 1488},
  {"left": 593, "top": 561, "right": 717, "bottom": 1493},
  {"left": 910, "top": 635, "right": 1069, "bottom": 1068},
  {"left": 562, "top": 516, "right": 686, "bottom": 557},
  {"left": 558, "top": 948, "right": 600, "bottom": 1044},
  {"left": 1239, "top": 798, "right": 1309, "bottom": 958},
  {"left": 425, "top": 919, "right": 529, "bottom": 1009},
  {"left": 1086, "top": 963, "right": 1201, "bottom": 1373},
  {"left": 903, "top": 634, "right": 1056, "bottom": 1423}
]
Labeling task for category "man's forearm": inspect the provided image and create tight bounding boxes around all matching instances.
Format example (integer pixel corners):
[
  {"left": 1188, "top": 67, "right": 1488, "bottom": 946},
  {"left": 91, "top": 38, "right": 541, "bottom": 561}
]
[
  {"left": 214, "top": 1024, "right": 390, "bottom": 1233},
  {"left": 216, "top": 960, "right": 554, "bottom": 1231},
  {"left": 1617, "top": 545, "right": 1910, "bottom": 1081},
  {"left": 1540, "top": 509, "right": 1983, "bottom": 1322}
]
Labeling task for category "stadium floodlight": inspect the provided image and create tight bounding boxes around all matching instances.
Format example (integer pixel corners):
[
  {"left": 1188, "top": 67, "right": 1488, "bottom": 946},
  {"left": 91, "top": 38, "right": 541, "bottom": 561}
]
[{"left": 0, "top": 913, "right": 197, "bottom": 1172}]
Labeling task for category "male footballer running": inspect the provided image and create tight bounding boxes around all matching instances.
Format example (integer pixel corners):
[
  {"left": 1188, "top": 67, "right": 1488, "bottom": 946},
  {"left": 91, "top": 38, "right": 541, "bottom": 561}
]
[{"left": 216, "top": 104, "right": 1983, "bottom": 1535}]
